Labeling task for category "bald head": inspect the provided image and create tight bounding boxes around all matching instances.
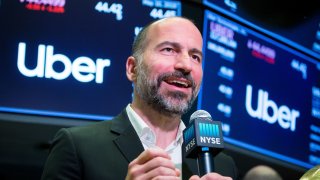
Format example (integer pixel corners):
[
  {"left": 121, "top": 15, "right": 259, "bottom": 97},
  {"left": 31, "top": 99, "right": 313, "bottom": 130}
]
[{"left": 132, "top": 17, "right": 202, "bottom": 61}]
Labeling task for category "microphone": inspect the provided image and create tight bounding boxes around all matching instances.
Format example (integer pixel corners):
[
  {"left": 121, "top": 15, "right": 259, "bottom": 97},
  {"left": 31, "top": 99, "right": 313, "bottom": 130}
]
[{"left": 183, "top": 110, "right": 224, "bottom": 176}]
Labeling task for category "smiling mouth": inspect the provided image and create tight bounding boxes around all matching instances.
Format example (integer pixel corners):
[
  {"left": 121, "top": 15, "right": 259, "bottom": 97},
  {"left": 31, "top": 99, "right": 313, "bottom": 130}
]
[{"left": 164, "top": 76, "right": 192, "bottom": 88}]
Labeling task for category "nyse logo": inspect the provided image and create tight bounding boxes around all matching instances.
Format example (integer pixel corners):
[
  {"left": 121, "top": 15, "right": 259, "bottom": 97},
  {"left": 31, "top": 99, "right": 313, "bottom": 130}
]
[
  {"left": 199, "top": 123, "right": 221, "bottom": 144},
  {"left": 17, "top": 42, "right": 111, "bottom": 83},
  {"left": 184, "top": 125, "right": 196, "bottom": 152},
  {"left": 185, "top": 138, "right": 195, "bottom": 152},
  {"left": 245, "top": 85, "right": 300, "bottom": 131}
]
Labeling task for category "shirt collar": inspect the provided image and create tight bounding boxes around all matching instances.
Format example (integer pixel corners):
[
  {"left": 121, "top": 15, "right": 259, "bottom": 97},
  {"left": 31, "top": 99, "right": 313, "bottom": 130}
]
[
  {"left": 126, "top": 104, "right": 149, "bottom": 137},
  {"left": 126, "top": 104, "right": 186, "bottom": 147}
]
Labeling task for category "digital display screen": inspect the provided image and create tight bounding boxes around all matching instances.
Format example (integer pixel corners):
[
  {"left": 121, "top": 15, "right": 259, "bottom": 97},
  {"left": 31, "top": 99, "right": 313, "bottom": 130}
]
[
  {"left": 203, "top": 0, "right": 320, "bottom": 59},
  {"left": 0, "top": 0, "right": 181, "bottom": 120},
  {"left": 198, "top": 10, "right": 320, "bottom": 169}
]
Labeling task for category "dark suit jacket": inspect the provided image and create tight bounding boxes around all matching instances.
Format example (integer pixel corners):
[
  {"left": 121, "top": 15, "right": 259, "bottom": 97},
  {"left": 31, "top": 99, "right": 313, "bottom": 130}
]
[{"left": 41, "top": 110, "right": 238, "bottom": 180}]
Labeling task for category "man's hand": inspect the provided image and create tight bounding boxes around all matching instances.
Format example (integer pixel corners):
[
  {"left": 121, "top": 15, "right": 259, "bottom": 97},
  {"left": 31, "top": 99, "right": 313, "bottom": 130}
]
[
  {"left": 126, "top": 148, "right": 180, "bottom": 180},
  {"left": 189, "top": 173, "right": 232, "bottom": 180}
]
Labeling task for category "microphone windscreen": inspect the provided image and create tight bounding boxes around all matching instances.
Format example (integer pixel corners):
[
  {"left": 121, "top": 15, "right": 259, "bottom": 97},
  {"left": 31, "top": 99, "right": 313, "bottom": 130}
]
[{"left": 189, "top": 110, "right": 212, "bottom": 123}]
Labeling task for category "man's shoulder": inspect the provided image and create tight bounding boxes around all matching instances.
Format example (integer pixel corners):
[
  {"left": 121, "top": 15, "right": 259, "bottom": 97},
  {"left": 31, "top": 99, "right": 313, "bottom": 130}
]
[
  {"left": 68, "top": 109, "right": 128, "bottom": 132},
  {"left": 54, "top": 120, "right": 113, "bottom": 145},
  {"left": 68, "top": 119, "right": 112, "bottom": 133},
  {"left": 57, "top": 109, "right": 129, "bottom": 141}
]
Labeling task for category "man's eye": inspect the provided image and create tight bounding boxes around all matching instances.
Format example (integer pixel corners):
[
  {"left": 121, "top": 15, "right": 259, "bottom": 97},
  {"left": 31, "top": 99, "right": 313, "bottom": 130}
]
[
  {"left": 163, "top": 47, "right": 174, "bottom": 52},
  {"left": 192, "top": 54, "right": 201, "bottom": 62}
]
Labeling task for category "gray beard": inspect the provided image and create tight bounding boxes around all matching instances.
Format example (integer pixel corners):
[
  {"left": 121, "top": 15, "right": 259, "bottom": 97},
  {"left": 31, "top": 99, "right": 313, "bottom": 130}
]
[{"left": 135, "top": 62, "right": 198, "bottom": 117}]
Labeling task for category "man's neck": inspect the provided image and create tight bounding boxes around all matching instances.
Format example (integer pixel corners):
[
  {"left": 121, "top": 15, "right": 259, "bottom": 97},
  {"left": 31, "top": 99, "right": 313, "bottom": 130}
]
[{"left": 130, "top": 101, "right": 181, "bottom": 149}]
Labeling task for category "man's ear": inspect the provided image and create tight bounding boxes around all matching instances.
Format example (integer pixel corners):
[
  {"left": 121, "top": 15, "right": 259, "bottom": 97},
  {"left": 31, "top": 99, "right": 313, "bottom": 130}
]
[{"left": 126, "top": 56, "right": 137, "bottom": 82}]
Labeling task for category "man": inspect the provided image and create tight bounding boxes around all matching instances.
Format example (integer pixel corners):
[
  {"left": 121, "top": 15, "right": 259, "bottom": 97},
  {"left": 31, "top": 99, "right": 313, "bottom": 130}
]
[{"left": 41, "top": 17, "right": 238, "bottom": 180}]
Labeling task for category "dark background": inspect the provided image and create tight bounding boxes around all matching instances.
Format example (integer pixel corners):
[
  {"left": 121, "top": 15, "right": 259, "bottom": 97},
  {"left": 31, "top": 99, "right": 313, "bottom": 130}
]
[{"left": 0, "top": 0, "right": 319, "bottom": 179}]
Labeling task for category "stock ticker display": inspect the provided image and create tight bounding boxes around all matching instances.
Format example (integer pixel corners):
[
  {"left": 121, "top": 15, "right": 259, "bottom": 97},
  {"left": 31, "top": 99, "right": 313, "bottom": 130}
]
[
  {"left": 0, "top": 0, "right": 181, "bottom": 120},
  {"left": 203, "top": 0, "right": 320, "bottom": 59},
  {"left": 198, "top": 10, "right": 320, "bottom": 169}
]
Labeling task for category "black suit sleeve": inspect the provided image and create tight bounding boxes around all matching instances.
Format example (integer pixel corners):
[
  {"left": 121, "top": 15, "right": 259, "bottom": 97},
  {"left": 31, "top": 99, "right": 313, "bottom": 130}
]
[{"left": 41, "top": 128, "right": 82, "bottom": 180}]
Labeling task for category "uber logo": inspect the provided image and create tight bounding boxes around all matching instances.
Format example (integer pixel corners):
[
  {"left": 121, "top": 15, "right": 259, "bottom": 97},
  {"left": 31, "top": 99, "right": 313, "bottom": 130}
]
[
  {"left": 17, "top": 42, "right": 111, "bottom": 83},
  {"left": 245, "top": 84, "right": 300, "bottom": 131}
]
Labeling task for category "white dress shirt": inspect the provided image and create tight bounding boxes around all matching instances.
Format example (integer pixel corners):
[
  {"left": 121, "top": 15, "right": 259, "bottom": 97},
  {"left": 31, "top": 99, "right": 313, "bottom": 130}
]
[{"left": 126, "top": 104, "right": 185, "bottom": 174}]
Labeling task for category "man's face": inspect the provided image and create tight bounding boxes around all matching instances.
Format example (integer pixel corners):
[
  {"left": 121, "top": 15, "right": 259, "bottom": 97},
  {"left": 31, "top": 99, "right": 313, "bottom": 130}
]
[{"left": 135, "top": 18, "right": 203, "bottom": 116}]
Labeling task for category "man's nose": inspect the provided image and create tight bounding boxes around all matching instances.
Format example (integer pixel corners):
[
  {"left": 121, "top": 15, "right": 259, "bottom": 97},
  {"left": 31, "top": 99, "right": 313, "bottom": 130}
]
[{"left": 174, "top": 53, "right": 192, "bottom": 73}]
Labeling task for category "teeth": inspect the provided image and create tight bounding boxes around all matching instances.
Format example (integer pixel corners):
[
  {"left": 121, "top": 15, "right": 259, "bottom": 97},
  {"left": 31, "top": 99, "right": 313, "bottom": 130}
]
[{"left": 169, "top": 80, "right": 188, "bottom": 87}]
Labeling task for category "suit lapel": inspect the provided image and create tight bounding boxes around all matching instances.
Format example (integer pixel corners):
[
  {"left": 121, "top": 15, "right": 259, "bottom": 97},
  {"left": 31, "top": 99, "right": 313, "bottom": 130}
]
[
  {"left": 109, "top": 109, "right": 200, "bottom": 179},
  {"left": 111, "top": 110, "right": 145, "bottom": 163}
]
